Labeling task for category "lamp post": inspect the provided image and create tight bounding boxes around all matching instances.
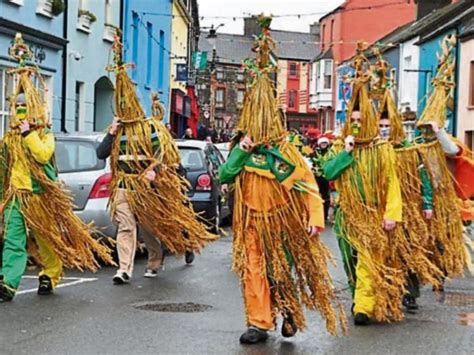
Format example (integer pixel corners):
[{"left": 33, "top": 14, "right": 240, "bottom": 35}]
[{"left": 206, "top": 24, "right": 224, "bottom": 129}]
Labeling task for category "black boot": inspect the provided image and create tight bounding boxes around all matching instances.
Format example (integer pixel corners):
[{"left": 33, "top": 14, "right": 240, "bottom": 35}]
[
  {"left": 402, "top": 295, "right": 419, "bottom": 310},
  {"left": 239, "top": 326, "right": 268, "bottom": 344},
  {"left": 354, "top": 312, "right": 370, "bottom": 326},
  {"left": 37, "top": 275, "right": 53, "bottom": 296},
  {"left": 185, "top": 251, "right": 195, "bottom": 265},
  {"left": 281, "top": 313, "right": 297, "bottom": 338},
  {"left": 0, "top": 280, "right": 14, "bottom": 302}
]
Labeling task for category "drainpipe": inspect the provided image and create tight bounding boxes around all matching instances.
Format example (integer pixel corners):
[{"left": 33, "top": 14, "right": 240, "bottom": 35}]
[
  {"left": 60, "top": 0, "right": 69, "bottom": 132},
  {"left": 452, "top": 29, "right": 459, "bottom": 136}
]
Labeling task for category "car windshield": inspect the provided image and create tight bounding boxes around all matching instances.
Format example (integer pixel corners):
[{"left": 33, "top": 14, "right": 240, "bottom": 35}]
[
  {"left": 179, "top": 148, "right": 205, "bottom": 171},
  {"left": 55, "top": 139, "right": 105, "bottom": 173}
]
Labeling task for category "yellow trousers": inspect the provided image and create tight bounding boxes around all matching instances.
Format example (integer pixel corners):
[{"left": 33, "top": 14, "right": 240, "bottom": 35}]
[{"left": 353, "top": 254, "right": 375, "bottom": 317}]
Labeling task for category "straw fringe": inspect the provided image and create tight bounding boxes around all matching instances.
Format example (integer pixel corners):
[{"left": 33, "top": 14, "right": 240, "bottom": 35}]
[
  {"left": 417, "top": 141, "right": 466, "bottom": 277},
  {"left": 233, "top": 142, "right": 346, "bottom": 336}
]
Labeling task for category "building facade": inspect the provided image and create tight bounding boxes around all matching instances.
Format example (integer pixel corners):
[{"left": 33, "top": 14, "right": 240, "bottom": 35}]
[
  {"left": 312, "top": 0, "right": 416, "bottom": 130},
  {"left": 169, "top": 0, "right": 192, "bottom": 137},
  {"left": 456, "top": 18, "right": 474, "bottom": 148},
  {"left": 65, "top": 0, "right": 121, "bottom": 132},
  {"left": 0, "top": 0, "right": 66, "bottom": 135},
  {"left": 122, "top": 0, "right": 172, "bottom": 119}
]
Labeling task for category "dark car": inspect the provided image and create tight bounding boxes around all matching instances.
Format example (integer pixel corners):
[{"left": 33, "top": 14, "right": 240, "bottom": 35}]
[{"left": 176, "top": 139, "right": 230, "bottom": 232}]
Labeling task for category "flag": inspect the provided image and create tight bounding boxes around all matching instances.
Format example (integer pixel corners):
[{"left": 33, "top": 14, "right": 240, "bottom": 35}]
[{"left": 192, "top": 51, "right": 208, "bottom": 70}]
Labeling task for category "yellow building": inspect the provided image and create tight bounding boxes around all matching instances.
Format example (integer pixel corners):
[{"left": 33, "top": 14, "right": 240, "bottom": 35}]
[{"left": 169, "top": 0, "right": 191, "bottom": 134}]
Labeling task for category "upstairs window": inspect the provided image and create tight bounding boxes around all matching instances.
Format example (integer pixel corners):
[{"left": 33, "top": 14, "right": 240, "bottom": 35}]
[{"left": 289, "top": 62, "right": 298, "bottom": 78}]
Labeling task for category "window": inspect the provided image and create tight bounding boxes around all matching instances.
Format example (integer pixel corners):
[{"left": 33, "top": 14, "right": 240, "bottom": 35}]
[
  {"left": 158, "top": 30, "right": 165, "bottom": 88},
  {"left": 289, "top": 62, "right": 298, "bottom": 78},
  {"left": 470, "top": 61, "right": 474, "bottom": 107},
  {"left": 132, "top": 12, "right": 139, "bottom": 81},
  {"left": 75, "top": 81, "right": 84, "bottom": 131},
  {"left": 315, "top": 61, "right": 320, "bottom": 90},
  {"left": 237, "top": 89, "right": 245, "bottom": 106},
  {"left": 323, "top": 60, "right": 332, "bottom": 90},
  {"left": 237, "top": 71, "right": 245, "bottom": 82},
  {"left": 179, "top": 148, "right": 205, "bottom": 171},
  {"left": 215, "top": 88, "right": 225, "bottom": 108},
  {"left": 330, "top": 19, "right": 335, "bottom": 43},
  {"left": 216, "top": 70, "right": 224, "bottom": 80},
  {"left": 146, "top": 22, "right": 153, "bottom": 86},
  {"left": 0, "top": 67, "right": 14, "bottom": 137},
  {"left": 55, "top": 140, "right": 105, "bottom": 173},
  {"left": 465, "top": 131, "right": 474, "bottom": 152},
  {"left": 321, "top": 24, "right": 326, "bottom": 51},
  {"left": 288, "top": 90, "right": 297, "bottom": 109}
]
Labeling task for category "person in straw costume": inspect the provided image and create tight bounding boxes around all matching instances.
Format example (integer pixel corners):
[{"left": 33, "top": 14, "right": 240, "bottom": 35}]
[
  {"left": 96, "top": 33, "right": 216, "bottom": 285},
  {"left": 219, "top": 16, "right": 346, "bottom": 345},
  {"left": 323, "top": 41, "right": 415, "bottom": 326},
  {"left": 414, "top": 34, "right": 468, "bottom": 286},
  {"left": 371, "top": 48, "right": 443, "bottom": 311},
  {"left": 0, "top": 33, "right": 114, "bottom": 302}
]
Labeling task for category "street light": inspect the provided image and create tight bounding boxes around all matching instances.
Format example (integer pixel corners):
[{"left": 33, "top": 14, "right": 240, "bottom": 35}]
[{"left": 205, "top": 24, "right": 224, "bottom": 128}]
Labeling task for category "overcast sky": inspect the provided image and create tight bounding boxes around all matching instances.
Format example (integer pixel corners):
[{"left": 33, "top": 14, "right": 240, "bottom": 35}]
[{"left": 198, "top": 0, "right": 345, "bottom": 34}]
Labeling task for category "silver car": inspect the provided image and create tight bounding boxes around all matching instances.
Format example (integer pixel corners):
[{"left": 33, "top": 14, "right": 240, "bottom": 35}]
[{"left": 55, "top": 132, "right": 118, "bottom": 239}]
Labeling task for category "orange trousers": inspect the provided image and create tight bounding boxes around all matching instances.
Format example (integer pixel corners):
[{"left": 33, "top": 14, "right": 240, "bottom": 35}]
[{"left": 243, "top": 229, "right": 273, "bottom": 330}]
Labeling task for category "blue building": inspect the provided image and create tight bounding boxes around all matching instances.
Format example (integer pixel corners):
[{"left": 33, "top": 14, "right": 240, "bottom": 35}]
[
  {"left": 65, "top": 0, "right": 121, "bottom": 132},
  {"left": 415, "top": 3, "right": 472, "bottom": 134},
  {"left": 0, "top": 0, "right": 66, "bottom": 134},
  {"left": 122, "top": 0, "right": 172, "bottom": 118}
]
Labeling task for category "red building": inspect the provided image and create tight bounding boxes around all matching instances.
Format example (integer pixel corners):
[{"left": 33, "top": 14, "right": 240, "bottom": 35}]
[{"left": 309, "top": 0, "right": 417, "bottom": 130}]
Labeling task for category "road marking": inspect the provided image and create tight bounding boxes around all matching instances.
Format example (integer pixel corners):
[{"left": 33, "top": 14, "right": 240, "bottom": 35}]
[{"left": 16, "top": 276, "right": 98, "bottom": 295}]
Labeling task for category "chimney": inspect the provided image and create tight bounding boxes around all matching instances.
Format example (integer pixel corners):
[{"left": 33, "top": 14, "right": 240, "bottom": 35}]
[
  {"left": 415, "top": 0, "right": 452, "bottom": 20},
  {"left": 244, "top": 16, "right": 261, "bottom": 37},
  {"left": 310, "top": 22, "right": 320, "bottom": 36}
]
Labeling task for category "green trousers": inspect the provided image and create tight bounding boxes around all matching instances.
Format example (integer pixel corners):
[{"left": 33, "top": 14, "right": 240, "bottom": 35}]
[
  {"left": 1, "top": 200, "right": 62, "bottom": 294},
  {"left": 334, "top": 207, "right": 357, "bottom": 297}
]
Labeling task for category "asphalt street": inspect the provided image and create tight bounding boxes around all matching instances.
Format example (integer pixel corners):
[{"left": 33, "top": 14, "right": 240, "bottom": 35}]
[{"left": 1, "top": 227, "right": 473, "bottom": 355}]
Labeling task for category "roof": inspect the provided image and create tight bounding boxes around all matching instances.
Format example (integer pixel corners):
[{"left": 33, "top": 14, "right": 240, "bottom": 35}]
[
  {"left": 381, "top": 0, "right": 471, "bottom": 45},
  {"left": 417, "top": 4, "right": 474, "bottom": 44},
  {"left": 199, "top": 32, "right": 254, "bottom": 65},
  {"left": 459, "top": 15, "right": 474, "bottom": 41},
  {"left": 199, "top": 28, "right": 320, "bottom": 64},
  {"left": 271, "top": 30, "right": 320, "bottom": 61},
  {"left": 313, "top": 47, "right": 333, "bottom": 62},
  {"left": 55, "top": 132, "right": 105, "bottom": 142}
]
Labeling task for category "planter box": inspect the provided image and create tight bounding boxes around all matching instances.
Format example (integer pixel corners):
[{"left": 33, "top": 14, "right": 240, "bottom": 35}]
[
  {"left": 36, "top": 0, "right": 53, "bottom": 18},
  {"left": 7, "top": 0, "right": 24, "bottom": 6},
  {"left": 77, "top": 14, "right": 92, "bottom": 33},
  {"left": 103, "top": 24, "right": 118, "bottom": 42}
]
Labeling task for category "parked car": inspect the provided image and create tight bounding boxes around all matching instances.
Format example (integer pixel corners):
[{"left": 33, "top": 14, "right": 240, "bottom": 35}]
[
  {"left": 55, "top": 132, "right": 120, "bottom": 239},
  {"left": 176, "top": 139, "right": 231, "bottom": 232},
  {"left": 215, "top": 142, "right": 231, "bottom": 160}
]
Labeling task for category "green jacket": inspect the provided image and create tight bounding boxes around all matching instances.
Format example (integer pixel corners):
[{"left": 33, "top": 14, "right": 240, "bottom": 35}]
[{"left": 219, "top": 146, "right": 251, "bottom": 184}]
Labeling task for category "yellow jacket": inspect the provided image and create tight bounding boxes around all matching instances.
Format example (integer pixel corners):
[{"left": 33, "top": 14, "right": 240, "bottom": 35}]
[{"left": 9, "top": 130, "right": 55, "bottom": 191}]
